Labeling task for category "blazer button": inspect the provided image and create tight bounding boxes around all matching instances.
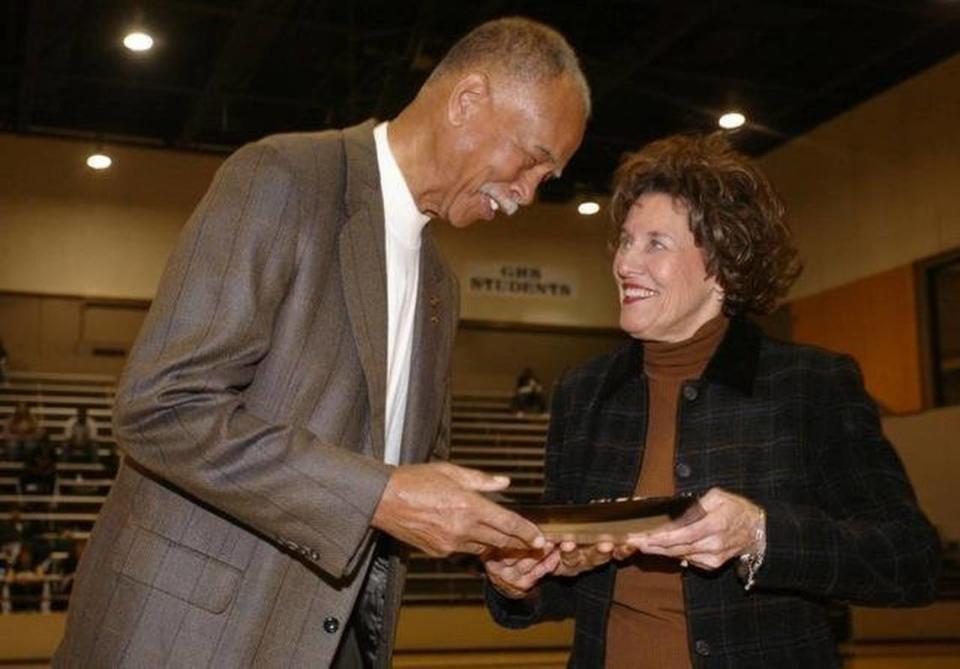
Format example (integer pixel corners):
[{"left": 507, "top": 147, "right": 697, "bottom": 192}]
[
  {"left": 309, "top": 549, "right": 321, "bottom": 561},
  {"left": 694, "top": 639, "right": 711, "bottom": 656},
  {"left": 675, "top": 462, "right": 692, "bottom": 479},
  {"left": 323, "top": 616, "right": 340, "bottom": 634},
  {"left": 682, "top": 384, "right": 699, "bottom": 401}
]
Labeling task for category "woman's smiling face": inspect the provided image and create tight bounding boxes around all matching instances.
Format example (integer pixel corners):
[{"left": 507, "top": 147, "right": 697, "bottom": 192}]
[{"left": 612, "top": 192, "right": 724, "bottom": 342}]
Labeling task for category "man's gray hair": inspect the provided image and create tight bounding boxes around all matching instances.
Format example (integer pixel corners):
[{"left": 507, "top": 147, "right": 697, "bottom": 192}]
[{"left": 427, "top": 17, "right": 591, "bottom": 117}]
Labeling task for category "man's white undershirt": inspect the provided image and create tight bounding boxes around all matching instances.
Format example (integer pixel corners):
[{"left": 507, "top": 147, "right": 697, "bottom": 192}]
[{"left": 374, "top": 121, "right": 430, "bottom": 466}]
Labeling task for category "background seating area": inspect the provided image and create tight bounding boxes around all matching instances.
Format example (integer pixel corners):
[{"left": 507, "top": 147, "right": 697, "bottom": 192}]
[
  {"left": 0, "top": 371, "right": 117, "bottom": 613},
  {"left": 2, "top": 370, "right": 960, "bottom": 668},
  {"left": 0, "top": 372, "right": 551, "bottom": 612}
]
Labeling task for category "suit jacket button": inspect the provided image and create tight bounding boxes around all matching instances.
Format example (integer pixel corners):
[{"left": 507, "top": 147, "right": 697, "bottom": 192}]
[
  {"left": 682, "top": 384, "right": 699, "bottom": 401},
  {"left": 309, "top": 549, "right": 321, "bottom": 561},
  {"left": 694, "top": 639, "right": 711, "bottom": 656},
  {"left": 675, "top": 462, "right": 692, "bottom": 479},
  {"left": 323, "top": 617, "right": 339, "bottom": 634}
]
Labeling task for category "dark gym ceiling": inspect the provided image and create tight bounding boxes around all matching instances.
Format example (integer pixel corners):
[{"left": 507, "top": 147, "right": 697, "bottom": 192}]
[{"left": 2, "top": 0, "right": 958, "bottom": 196}]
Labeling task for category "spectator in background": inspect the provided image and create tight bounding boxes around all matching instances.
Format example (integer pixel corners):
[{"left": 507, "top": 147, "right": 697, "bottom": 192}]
[
  {"left": 62, "top": 407, "right": 100, "bottom": 463},
  {"left": 21, "top": 435, "right": 56, "bottom": 495},
  {"left": 2, "top": 402, "right": 43, "bottom": 461},
  {"left": 511, "top": 367, "right": 546, "bottom": 415},
  {"left": 1, "top": 506, "right": 33, "bottom": 546},
  {"left": 51, "top": 534, "right": 85, "bottom": 611},
  {"left": 6, "top": 541, "right": 45, "bottom": 612},
  {"left": 0, "top": 507, "right": 27, "bottom": 589},
  {"left": 0, "top": 337, "right": 8, "bottom": 383}
]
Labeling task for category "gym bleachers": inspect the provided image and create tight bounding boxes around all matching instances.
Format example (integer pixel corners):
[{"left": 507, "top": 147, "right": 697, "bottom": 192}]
[
  {"left": 0, "top": 372, "right": 117, "bottom": 612},
  {"left": 408, "top": 390, "right": 548, "bottom": 603},
  {"left": 0, "top": 372, "right": 549, "bottom": 611}
]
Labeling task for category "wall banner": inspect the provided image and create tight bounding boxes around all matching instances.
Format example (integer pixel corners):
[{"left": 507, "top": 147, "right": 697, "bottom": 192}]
[{"left": 465, "top": 263, "right": 577, "bottom": 299}]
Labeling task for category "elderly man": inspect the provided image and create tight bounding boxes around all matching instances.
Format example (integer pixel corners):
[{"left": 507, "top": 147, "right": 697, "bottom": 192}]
[{"left": 55, "top": 16, "right": 589, "bottom": 669}]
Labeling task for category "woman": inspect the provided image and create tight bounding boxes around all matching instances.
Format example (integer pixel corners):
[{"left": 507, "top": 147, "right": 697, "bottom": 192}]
[{"left": 483, "top": 133, "right": 940, "bottom": 668}]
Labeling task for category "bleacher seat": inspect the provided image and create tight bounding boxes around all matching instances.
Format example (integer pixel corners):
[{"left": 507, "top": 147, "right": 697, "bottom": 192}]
[{"left": 1, "top": 373, "right": 551, "bottom": 609}]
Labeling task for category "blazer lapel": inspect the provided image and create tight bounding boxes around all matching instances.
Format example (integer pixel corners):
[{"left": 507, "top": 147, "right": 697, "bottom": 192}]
[
  {"left": 339, "top": 121, "right": 388, "bottom": 460},
  {"left": 400, "top": 229, "right": 455, "bottom": 465}
]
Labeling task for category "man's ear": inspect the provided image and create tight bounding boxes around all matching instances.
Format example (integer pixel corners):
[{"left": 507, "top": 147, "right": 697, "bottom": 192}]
[{"left": 447, "top": 72, "right": 490, "bottom": 127}]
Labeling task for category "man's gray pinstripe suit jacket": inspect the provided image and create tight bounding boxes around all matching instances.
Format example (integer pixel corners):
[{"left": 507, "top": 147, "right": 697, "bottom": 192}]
[{"left": 54, "top": 120, "right": 458, "bottom": 668}]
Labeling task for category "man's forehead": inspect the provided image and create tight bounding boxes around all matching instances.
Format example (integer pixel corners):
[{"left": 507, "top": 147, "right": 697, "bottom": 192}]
[{"left": 516, "top": 79, "right": 586, "bottom": 172}]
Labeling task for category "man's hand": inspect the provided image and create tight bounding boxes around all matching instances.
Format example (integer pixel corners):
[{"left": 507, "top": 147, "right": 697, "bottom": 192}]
[
  {"left": 483, "top": 539, "right": 637, "bottom": 599},
  {"left": 554, "top": 539, "right": 632, "bottom": 577},
  {"left": 628, "top": 487, "right": 764, "bottom": 570},
  {"left": 483, "top": 547, "right": 560, "bottom": 599},
  {"left": 371, "top": 462, "right": 545, "bottom": 556}
]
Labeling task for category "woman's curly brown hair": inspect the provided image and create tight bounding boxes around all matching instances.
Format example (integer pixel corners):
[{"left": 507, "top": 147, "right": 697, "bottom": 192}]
[{"left": 610, "top": 133, "right": 802, "bottom": 315}]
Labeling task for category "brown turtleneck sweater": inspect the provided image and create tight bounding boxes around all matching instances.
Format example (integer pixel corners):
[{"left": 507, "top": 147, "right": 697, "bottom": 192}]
[{"left": 605, "top": 315, "right": 728, "bottom": 669}]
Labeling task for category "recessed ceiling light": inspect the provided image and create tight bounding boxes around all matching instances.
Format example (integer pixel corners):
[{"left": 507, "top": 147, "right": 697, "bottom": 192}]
[
  {"left": 86, "top": 153, "right": 112, "bottom": 170},
  {"left": 577, "top": 201, "right": 600, "bottom": 216},
  {"left": 123, "top": 32, "right": 154, "bottom": 52},
  {"left": 718, "top": 111, "right": 746, "bottom": 130}
]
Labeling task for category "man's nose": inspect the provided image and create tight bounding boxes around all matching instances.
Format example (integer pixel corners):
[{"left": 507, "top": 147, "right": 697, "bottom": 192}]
[{"left": 509, "top": 171, "right": 540, "bottom": 206}]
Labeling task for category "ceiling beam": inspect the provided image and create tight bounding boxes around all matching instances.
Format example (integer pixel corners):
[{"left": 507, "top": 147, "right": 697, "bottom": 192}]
[
  {"left": 3, "top": 68, "right": 314, "bottom": 108},
  {"left": 17, "top": 0, "right": 44, "bottom": 132},
  {"left": 373, "top": 0, "right": 437, "bottom": 120},
  {"left": 767, "top": 19, "right": 951, "bottom": 128},
  {"left": 592, "top": 2, "right": 727, "bottom": 107},
  {"left": 176, "top": 0, "right": 296, "bottom": 146}
]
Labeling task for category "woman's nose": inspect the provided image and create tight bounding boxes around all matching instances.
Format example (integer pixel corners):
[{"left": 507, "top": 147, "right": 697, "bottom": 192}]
[{"left": 614, "top": 249, "right": 642, "bottom": 278}]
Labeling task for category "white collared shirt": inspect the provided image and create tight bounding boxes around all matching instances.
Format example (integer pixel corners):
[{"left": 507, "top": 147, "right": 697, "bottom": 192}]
[{"left": 374, "top": 121, "right": 430, "bottom": 466}]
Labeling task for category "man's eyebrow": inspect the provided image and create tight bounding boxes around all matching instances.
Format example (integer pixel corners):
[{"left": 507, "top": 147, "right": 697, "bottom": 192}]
[
  {"left": 534, "top": 144, "right": 557, "bottom": 164},
  {"left": 534, "top": 145, "right": 563, "bottom": 178}
]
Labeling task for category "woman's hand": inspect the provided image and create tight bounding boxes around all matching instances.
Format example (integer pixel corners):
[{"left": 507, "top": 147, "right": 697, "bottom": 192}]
[{"left": 629, "top": 488, "right": 764, "bottom": 570}]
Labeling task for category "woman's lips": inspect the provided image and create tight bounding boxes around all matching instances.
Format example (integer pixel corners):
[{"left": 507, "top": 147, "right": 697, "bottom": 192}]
[{"left": 621, "top": 284, "right": 658, "bottom": 304}]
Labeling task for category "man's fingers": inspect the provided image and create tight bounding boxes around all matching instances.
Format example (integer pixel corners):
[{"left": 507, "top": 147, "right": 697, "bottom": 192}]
[
  {"left": 443, "top": 464, "right": 511, "bottom": 491},
  {"left": 479, "top": 504, "right": 544, "bottom": 549},
  {"left": 487, "top": 550, "right": 559, "bottom": 598},
  {"left": 540, "top": 550, "right": 562, "bottom": 575},
  {"left": 466, "top": 512, "right": 544, "bottom": 552}
]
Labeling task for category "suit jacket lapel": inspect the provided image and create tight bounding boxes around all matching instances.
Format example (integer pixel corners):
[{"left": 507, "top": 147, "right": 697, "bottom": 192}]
[
  {"left": 339, "top": 121, "right": 388, "bottom": 460},
  {"left": 400, "top": 229, "right": 455, "bottom": 465}
]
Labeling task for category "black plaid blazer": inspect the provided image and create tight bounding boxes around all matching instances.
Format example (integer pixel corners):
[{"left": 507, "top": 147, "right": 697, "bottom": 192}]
[{"left": 487, "top": 317, "right": 940, "bottom": 668}]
